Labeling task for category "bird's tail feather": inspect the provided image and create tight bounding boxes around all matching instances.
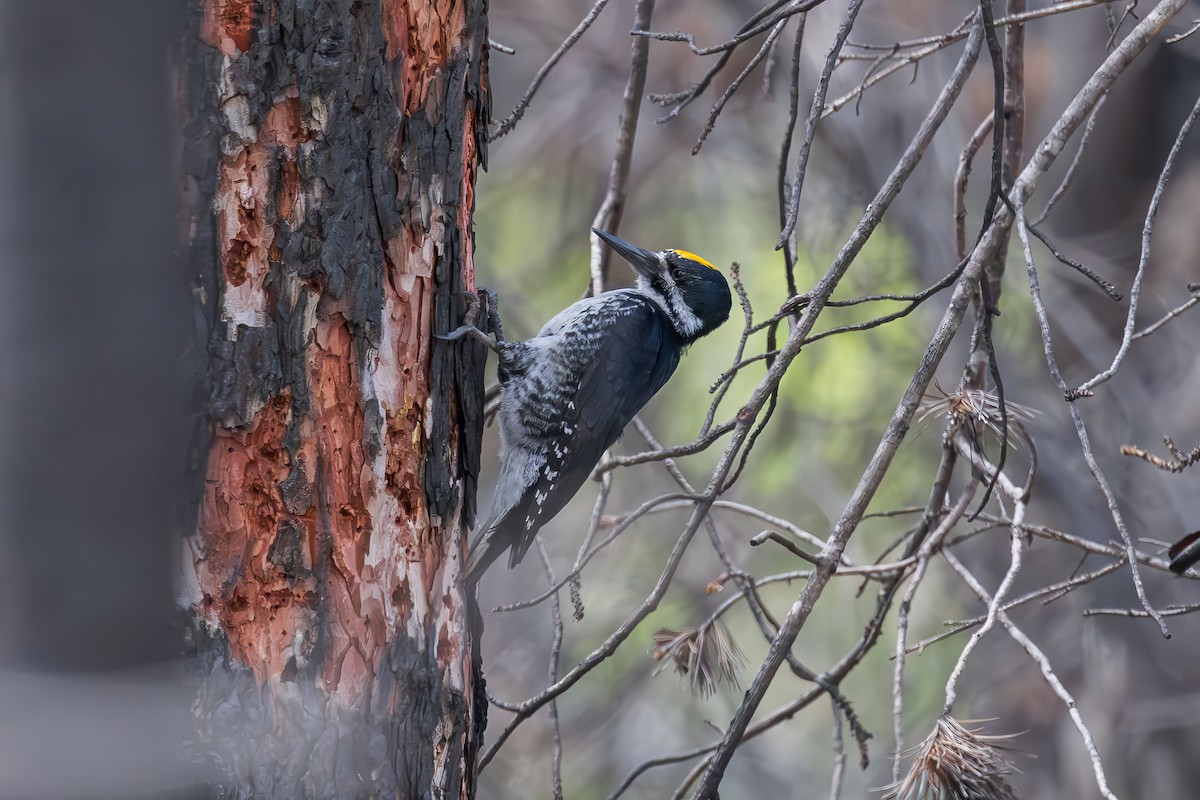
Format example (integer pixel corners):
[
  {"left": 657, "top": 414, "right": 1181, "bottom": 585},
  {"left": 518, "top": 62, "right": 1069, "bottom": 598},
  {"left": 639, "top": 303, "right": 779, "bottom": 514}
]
[{"left": 465, "top": 524, "right": 498, "bottom": 579}]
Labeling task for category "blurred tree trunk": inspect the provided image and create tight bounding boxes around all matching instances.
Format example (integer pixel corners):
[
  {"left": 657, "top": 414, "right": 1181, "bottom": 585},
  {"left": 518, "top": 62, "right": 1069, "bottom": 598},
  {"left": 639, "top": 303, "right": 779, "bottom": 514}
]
[{"left": 177, "top": 1, "right": 490, "bottom": 796}]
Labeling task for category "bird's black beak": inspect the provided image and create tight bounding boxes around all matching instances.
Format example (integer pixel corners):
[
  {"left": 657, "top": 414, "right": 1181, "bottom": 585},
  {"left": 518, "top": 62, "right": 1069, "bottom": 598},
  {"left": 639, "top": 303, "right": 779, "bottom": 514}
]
[{"left": 592, "top": 228, "right": 662, "bottom": 280}]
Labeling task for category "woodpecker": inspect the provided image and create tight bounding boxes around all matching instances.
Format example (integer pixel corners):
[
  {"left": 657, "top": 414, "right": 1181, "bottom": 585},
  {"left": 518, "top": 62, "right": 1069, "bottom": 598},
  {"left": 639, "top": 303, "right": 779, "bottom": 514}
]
[{"left": 445, "top": 228, "right": 732, "bottom": 578}]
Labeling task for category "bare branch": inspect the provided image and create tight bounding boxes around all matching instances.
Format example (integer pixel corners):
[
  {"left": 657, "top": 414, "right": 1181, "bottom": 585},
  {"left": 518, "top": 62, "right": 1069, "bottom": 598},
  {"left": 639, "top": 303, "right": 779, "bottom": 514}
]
[
  {"left": 633, "top": 0, "right": 811, "bottom": 56},
  {"left": 824, "top": 1, "right": 1109, "bottom": 119},
  {"left": 828, "top": 700, "right": 846, "bottom": 800},
  {"left": 903, "top": 560, "right": 1126, "bottom": 655},
  {"left": 693, "top": 3, "right": 1186, "bottom": 791},
  {"left": 1016, "top": 197, "right": 1171, "bottom": 636},
  {"left": 534, "top": 539, "right": 566, "bottom": 800},
  {"left": 490, "top": 0, "right": 611, "bottom": 140},
  {"left": 1084, "top": 602, "right": 1200, "bottom": 618},
  {"left": 694, "top": 22, "right": 987, "bottom": 796},
  {"left": 643, "top": 0, "right": 813, "bottom": 122},
  {"left": 488, "top": 38, "right": 516, "bottom": 55},
  {"left": 692, "top": 18, "right": 790, "bottom": 155},
  {"left": 892, "top": 484, "right": 978, "bottom": 781},
  {"left": 942, "top": 500, "right": 1027, "bottom": 715},
  {"left": 944, "top": 551, "right": 1118, "bottom": 800},
  {"left": 1032, "top": 93, "right": 1108, "bottom": 225},
  {"left": 777, "top": 0, "right": 867, "bottom": 248},
  {"left": 1121, "top": 436, "right": 1200, "bottom": 472},
  {"left": 1130, "top": 285, "right": 1200, "bottom": 340},
  {"left": 778, "top": 19, "right": 808, "bottom": 296},
  {"left": 1074, "top": 92, "right": 1200, "bottom": 394},
  {"left": 590, "top": 0, "right": 656, "bottom": 294}
]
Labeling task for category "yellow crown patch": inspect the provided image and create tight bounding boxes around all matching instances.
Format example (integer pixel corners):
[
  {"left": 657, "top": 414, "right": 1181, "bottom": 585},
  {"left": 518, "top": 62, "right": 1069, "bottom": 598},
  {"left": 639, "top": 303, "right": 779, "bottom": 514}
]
[{"left": 668, "top": 249, "right": 717, "bottom": 270}]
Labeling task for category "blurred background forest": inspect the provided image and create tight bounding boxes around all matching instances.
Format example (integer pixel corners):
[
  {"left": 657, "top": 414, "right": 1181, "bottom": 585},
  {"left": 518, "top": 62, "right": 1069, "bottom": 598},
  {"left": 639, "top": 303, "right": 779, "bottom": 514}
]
[
  {"left": 471, "top": 1, "right": 1200, "bottom": 798},
  {"left": 1, "top": 1, "right": 1198, "bottom": 798}
]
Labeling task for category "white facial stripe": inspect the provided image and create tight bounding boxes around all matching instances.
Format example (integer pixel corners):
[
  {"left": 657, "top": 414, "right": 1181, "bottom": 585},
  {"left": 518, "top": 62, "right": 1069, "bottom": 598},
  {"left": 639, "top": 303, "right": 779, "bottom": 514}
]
[
  {"left": 636, "top": 257, "right": 705, "bottom": 338},
  {"left": 669, "top": 293, "right": 704, "bottom": 337}
]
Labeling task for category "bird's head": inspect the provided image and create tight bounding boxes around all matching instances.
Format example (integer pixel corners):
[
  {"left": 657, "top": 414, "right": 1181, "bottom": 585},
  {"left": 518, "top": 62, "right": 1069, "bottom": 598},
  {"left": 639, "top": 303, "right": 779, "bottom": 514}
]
[{"left": 593, "top": 228, "right": 732, "bottom": 342}]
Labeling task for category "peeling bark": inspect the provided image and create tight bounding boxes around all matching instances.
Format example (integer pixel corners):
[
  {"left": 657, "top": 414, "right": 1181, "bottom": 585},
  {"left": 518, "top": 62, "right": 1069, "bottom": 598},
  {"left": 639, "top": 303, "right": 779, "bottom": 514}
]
[{"left": 178, "top": 1, "right": 489, "bottom": 796}]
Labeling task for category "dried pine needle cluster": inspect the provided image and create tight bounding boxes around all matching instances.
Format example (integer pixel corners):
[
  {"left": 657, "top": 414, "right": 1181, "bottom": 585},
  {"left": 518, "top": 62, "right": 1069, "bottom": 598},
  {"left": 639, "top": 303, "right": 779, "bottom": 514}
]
[
  {"left": 651, "top": 621, "right": 747, "bottom": 698},
  {"left": 885, "top": 716, "right": 1020, "bottom": 800},
  {"left": 917, "top": 382, "right": 1039, "bottom": 450}
]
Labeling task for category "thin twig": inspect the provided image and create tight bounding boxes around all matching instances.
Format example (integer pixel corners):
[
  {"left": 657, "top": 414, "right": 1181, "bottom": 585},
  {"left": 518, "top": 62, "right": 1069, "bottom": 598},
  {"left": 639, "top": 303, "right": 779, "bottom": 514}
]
[
  {"left": 1016, "top": 195, "right": 1171, "bottom": 636},
  {"left": 693, "top": 18, "right": 790, "bottom": 155},
  {"left": 902, "top": 560, "right": 1126, "bottom": 655},
  {"left": 1131, "top": 289, "right": 1200, "bottom": 340},
  {"left": 1166, "top": 18, "right": 1200, "bottom": 42},
  {"left": 1033, "top": 93, "right": 1108, "bottom": 225},
  {"left": 1073, "top": 92, "right": 1200, "bottom": 394},
  {"left": 491, "top": 492, "right": 696, "bottom": 615},
  {"left": 1121, "top": 436, "right": 1200, "bottom": 472},
  {"left": 490, "top": 0, "right": 611, "bottom": 140},
  {"left": 942, "top": 498, "right": 1027, "bottom": 715},
  {"left": 535, "top": 538, "right": 566, "bottom": 800},
  {"left": 643, "top": 0, "right": 808, "bottom": 122},
  {"left": 893, "top": 484, "right": 978, "bottom": 781},
  {"left": 598, "top": 419, "right": 737, "bottom": 472},
  {"left": 823, "top": 0, "right": 1108, "bottom": 119},
  {"left": 702, "top": 264, "right": 755, "bottom": 435},
  {"left": 693, "top": 5, "right": 1186, "bottom": 791},
  {"left": 694, "top": 23, "right": 988, "bottom": 797},
  {"left": 570, "top": 465, "right": 614, "bottom": 620},
  {"left": 633, "top": 0, "right": 809, "bottom": 56},
  {"left": 590, "top": 0, "right": 656, "bottom": 294},
  {"left": 778, "top": 19, "right": 808, "bottom": 297},
  {"left": 777, "top": 0, "right": 867, "bottom": 249},
  {"left": 955, "top": 113, "right": 996, "bottom": 261},
  {"left": 1025, "top": 223, "right": 1122, "bottom": 300},
  {"left": 480, "top": 488, "right": 720, "bottom": 769},
  {"left": 1084, "top": 602, "right": 1200, "bottom": 617},
  {"left": 943, "top": 550, "right": 1118, "bottom": 800}
]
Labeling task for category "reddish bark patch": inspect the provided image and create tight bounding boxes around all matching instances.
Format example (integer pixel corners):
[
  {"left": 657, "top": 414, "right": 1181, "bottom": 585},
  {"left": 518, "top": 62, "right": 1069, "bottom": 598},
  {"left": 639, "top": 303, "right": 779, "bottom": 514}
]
[
  {"left": 262, "top": 95, "right": 305, "bottom": 149},
  {"left": 275, "top": 160, "right": 299, "bottom": 225},
  {"left": 216, "top": 143, "right": 272, "bottom": 291},
  {"left": 264, "top": 95, "right": 305, "bottom": 224},
  {"left": 458, "top": 102, "right": 478, "bottom": 290},
  {"left": 382, "top": 0, "right": 468, "bottom": 115},
  {"left": 307, "top": 315, "right": 379, "bottom": 699},
  {"left": 198, "top": 392, "right": 319, "bottom": 681},
  {"left": 201, "top": 0, "right": 255, "bottom": 56},
  {"left": 380, "top": 268, "right": 432, "bottom": 521}
]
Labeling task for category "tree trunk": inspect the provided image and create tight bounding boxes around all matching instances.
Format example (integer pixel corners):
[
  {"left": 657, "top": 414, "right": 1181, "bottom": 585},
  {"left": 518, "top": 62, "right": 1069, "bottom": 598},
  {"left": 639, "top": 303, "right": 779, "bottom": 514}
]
[{"left": 177, "top": 1, "right": 490, "bottom": 796}]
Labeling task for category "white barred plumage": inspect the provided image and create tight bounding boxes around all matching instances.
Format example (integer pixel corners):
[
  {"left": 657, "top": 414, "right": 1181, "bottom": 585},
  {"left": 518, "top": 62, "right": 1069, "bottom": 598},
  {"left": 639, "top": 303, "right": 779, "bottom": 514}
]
[{"left": 458, "top": 229, "right": 732, "bottom": 578}]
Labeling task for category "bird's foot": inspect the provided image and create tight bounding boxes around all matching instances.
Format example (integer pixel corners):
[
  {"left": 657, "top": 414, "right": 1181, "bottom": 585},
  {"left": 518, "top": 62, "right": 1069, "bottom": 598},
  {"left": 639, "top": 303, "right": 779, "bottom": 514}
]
[
  {"left": 437, "top": 323, "right": 499, "bottom": 352},
  {"left": 479, "top": 287, "right": 506, "bottom": 343},
  {"left": 443, "top": 288, "right": 506, "bottom": 346}
]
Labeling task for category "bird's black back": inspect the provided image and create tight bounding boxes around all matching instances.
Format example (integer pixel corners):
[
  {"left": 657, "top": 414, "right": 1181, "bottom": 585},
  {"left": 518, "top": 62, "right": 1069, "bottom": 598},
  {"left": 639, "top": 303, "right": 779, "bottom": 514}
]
[{"left": 478, "top": 291, "right": 685, "bottom": 571}]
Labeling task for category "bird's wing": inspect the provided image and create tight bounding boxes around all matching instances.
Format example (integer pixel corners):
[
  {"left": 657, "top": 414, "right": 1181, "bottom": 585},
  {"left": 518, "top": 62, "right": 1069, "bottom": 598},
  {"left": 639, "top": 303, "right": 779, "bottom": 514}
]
[{"left": 477, "top": 294, "right": 682, "bottom": 572}]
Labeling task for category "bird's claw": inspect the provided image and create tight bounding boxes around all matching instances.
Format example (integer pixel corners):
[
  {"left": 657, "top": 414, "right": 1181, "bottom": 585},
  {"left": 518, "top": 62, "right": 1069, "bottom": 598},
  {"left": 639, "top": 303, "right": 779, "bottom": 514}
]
[
  {"left": 445, "top": 287, "right": 506, "bottom": 346},
  {"left": 438, "top": 323, "right": 499, "bottom": 352},
  {"left": 479, "top": 287, "right": 505, "bottom": 342}
]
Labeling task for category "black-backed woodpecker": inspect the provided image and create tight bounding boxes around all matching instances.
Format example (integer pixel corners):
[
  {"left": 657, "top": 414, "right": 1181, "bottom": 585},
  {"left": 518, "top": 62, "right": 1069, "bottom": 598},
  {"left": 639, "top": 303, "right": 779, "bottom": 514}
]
[{"left": 447, "top": 228, "right": 732, "bottom": 578}]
